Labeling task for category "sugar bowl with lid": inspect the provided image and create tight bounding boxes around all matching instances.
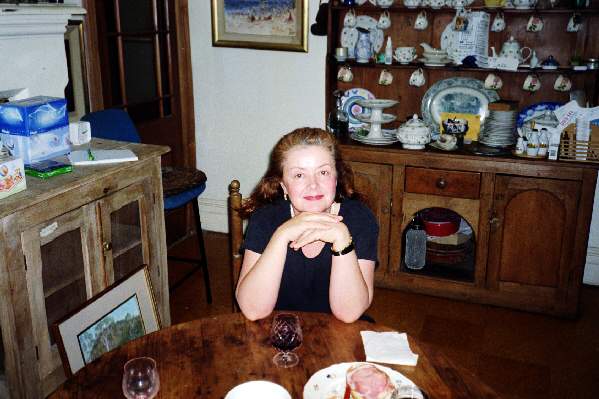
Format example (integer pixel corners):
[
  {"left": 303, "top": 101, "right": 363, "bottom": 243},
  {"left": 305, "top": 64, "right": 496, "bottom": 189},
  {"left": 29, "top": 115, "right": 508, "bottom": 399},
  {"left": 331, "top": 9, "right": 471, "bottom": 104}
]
[{"left": 397, "top": 114, "right": 431, "bottom": 150}]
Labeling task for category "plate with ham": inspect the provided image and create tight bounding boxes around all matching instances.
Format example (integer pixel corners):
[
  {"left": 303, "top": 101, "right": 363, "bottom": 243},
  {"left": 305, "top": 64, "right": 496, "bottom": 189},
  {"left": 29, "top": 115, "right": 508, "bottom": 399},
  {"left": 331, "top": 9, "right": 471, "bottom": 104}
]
[{"left": 303, "top": 362, "right": 425, "bottom": 399}]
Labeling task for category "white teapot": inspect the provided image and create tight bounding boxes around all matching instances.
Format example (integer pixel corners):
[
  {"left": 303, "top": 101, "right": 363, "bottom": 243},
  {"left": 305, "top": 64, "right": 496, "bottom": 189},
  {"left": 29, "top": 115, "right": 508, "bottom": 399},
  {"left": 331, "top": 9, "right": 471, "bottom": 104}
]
[
  {"left": 397, "top": 114, "right": 431, "bottom": 150},
  {"left": 499, "top": 36, "right": 532, "bottom": 65}
]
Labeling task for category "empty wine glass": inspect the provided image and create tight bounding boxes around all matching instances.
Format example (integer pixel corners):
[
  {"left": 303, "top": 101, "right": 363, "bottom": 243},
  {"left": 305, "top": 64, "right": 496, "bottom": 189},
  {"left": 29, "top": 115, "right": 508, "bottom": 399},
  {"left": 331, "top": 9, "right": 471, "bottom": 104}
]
[
  {"left": 122, "top": 357, "right": 160, "bottom": 399},
  {"left": 269, "top": 313, "right": 302, "bottom": 368}
]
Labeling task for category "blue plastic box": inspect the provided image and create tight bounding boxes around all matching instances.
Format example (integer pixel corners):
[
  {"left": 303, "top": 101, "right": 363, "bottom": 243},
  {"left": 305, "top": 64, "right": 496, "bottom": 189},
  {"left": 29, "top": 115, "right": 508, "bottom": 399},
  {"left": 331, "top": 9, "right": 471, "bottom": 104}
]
[
  {"left": 0, "top": 96, "right": 68, "bottom": 135},
  {"left": 0, "top": 96, "right": 70, "bottom": 164}
]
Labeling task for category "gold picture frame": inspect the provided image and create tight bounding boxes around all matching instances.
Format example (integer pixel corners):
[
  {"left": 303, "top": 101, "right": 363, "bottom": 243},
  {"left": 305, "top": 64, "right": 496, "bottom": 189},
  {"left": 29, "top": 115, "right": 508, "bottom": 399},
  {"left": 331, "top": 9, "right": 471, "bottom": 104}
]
[
  {"left": 211, "top": 0, "right": 308, "bottom": 52},
  {"left": 52, "top": 265, "right": 160, "bottom": 376}
]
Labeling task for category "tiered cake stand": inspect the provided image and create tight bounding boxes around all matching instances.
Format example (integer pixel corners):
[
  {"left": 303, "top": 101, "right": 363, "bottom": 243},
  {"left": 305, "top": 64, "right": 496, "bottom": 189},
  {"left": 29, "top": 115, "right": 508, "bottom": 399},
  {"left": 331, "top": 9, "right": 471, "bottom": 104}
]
[{"left": 351, "top": 99, "right": 399, "bottom": 145}]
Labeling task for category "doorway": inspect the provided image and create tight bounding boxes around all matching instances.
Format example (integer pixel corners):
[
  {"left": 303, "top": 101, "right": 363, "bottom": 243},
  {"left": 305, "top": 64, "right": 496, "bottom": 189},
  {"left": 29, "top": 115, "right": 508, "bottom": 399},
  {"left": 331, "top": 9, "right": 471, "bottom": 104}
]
[{"left": 84, "top": 0, "right": 197, "bottom": 244}]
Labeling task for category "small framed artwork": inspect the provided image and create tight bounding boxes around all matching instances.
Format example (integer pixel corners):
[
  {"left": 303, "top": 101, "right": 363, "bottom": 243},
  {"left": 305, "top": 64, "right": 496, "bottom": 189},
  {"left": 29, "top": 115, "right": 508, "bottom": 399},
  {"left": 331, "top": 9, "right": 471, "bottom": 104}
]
[
  {"left": 211, "top": 0, "right": 308, "bottom": 52},
  {"left": 52, "top": 265, "right": 160, "bottom": 376}
]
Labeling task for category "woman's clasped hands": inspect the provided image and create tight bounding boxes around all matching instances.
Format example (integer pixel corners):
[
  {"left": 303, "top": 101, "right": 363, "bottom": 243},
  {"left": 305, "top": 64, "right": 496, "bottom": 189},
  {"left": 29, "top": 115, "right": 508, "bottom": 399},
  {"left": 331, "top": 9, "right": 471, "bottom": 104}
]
[{"left": 279, "top": 211, "right": 351, "bottom": 252}]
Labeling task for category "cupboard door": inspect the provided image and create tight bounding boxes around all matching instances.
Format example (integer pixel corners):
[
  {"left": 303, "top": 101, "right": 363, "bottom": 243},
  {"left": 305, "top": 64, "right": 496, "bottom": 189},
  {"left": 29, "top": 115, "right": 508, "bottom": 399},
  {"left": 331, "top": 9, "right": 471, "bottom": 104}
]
[
  {"left": 97, "top": 181, "right": 152, "bottom": 285},
  {"left": 487, "top": 175, "right": 580, "bottom": 306},
  {"left": 21, "top": 205, "right": 101, "bottom": 395},
  {"left": 347, "top": 161, "right": 392, "bottom": 276}
]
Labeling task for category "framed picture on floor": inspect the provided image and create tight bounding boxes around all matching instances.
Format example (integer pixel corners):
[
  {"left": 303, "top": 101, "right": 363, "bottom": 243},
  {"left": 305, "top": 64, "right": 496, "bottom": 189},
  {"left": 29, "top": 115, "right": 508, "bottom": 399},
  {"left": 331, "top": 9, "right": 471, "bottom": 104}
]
[
  {"left": 52, "top": 265, "right": 160, "bottom": 376},
  {"left": 211, "top": 0, "right": 308, "bottom": 52}
]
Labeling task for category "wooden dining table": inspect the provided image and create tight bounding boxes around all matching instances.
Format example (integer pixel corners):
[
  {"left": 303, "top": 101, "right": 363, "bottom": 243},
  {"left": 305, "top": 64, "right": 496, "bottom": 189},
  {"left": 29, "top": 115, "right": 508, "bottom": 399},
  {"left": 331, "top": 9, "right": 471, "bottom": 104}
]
[{"left": 48, "top": 312, "right": 498, "bottom": 398}]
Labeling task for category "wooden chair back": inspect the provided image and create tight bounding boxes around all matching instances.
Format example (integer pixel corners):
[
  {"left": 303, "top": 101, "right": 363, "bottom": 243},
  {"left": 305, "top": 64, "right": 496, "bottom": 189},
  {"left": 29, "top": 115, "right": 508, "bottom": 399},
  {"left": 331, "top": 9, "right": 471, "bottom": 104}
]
[{"left": 228, "top": 180, "right": 244, "bottom": 312}]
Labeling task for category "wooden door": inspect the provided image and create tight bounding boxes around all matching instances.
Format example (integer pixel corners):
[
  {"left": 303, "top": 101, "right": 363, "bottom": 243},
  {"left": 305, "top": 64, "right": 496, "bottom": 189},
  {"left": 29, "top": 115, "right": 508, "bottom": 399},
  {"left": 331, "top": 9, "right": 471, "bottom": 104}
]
[
  {"left": 97, "top": 182, "right": 151, "bottom": 284},
  {"left": 487, "top": 175, "right": 581, "bottom": 312},
  {"left": 21, "top": 205, "right": 102, "bottom": 396},
  {"left": 347, "top": 161, "right": 392, "bottom": 280}
]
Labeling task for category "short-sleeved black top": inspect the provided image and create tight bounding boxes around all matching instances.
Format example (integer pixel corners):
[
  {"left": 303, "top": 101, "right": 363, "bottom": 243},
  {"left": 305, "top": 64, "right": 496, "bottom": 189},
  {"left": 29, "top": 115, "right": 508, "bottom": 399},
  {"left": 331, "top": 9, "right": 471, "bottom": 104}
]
[{"left": 243, "top": 199, "right": 379, "bottom": 313}]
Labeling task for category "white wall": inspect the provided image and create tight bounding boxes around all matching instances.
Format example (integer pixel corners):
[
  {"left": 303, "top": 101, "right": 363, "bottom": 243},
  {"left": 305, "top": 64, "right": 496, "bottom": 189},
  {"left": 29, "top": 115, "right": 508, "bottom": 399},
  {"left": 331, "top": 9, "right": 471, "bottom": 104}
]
[{"left": 189, "top": 0, "right": 327, "bottom": 233}]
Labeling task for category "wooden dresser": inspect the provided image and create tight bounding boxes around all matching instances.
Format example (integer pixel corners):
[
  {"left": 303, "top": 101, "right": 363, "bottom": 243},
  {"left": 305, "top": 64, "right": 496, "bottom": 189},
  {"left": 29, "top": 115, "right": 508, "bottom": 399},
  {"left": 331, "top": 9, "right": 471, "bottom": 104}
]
[
  {"left": 341, "top": 141, "right": 598, "bottom": 317},
  {"left": 0, "top": 139, "right": 170, "bottom": 398}
]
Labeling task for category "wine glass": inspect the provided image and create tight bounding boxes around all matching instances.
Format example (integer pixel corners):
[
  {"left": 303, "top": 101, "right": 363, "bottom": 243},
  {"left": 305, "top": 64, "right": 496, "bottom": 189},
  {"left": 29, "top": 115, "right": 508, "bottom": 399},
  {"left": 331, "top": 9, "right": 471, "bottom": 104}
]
[
  {"left": 122, "top": 357, "right": 160, "bottom": 399},
  {"left": 269, "top": 313, "right": 302, "bottom": 368}
]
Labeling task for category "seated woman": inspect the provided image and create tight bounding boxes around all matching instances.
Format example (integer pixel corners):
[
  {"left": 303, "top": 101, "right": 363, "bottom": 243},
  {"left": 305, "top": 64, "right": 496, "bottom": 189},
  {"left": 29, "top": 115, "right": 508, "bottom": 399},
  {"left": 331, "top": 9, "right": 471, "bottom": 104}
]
[{"left": 236, "top": 127, "right": 378, "bottom": 323}]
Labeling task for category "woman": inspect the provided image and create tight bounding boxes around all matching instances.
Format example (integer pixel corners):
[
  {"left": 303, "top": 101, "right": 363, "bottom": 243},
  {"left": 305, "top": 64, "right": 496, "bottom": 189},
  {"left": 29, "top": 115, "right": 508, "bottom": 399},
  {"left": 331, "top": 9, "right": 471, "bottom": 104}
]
[{"left": 236, "top": 127, "right": 378, "bottom": 323}]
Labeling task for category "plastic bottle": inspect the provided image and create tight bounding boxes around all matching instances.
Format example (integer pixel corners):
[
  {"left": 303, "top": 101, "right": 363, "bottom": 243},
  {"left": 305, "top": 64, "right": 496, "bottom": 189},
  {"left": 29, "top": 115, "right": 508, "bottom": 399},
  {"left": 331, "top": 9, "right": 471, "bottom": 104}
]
[{"left": 404, "top": 215, "right": 427, "bottom": 270}]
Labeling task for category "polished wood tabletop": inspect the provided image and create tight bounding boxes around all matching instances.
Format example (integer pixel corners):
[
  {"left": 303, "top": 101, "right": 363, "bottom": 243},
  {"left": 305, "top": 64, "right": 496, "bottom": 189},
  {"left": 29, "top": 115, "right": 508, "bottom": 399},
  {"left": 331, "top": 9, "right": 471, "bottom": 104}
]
[{"left": 49, "top": 312, "right": 498, "bottom": 398}]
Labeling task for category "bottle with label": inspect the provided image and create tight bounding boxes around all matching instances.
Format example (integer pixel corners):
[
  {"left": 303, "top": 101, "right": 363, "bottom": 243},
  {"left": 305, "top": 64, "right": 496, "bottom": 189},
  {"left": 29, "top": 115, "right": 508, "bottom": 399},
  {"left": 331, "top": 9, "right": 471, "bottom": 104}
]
[
  {"left": 328, "top": 90, "right": 349, "bottom": 139},
  {"left": 404, "top": 214, "right": 427, "bottom": 270},
  {"left": 384, "top": 37, "right": 393, "bottom": 65}
]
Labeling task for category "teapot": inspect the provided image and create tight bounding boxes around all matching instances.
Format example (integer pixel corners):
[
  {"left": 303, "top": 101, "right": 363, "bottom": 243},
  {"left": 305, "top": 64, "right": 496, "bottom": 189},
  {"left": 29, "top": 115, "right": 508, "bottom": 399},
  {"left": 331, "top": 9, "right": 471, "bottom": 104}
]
[{"left": 499, "top": 36, "right": 532, "bottom": 65}]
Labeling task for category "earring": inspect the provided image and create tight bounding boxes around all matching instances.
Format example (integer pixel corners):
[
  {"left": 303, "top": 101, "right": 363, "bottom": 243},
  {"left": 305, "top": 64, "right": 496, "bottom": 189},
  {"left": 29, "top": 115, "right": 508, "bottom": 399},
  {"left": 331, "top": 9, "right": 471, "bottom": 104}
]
[{"left": 284, "top": 193, "right": 288, "bottom": 201}]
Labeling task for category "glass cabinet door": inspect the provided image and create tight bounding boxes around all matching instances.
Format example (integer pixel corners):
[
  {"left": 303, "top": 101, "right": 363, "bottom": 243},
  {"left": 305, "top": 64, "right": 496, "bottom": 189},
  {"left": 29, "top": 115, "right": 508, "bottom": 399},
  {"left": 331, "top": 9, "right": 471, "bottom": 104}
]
[
  {"left": 98, "top": 182, "right": 151, "bottom": 284},
  {"left": 21, "top": 205, "right": 101, "bottom": 387}
]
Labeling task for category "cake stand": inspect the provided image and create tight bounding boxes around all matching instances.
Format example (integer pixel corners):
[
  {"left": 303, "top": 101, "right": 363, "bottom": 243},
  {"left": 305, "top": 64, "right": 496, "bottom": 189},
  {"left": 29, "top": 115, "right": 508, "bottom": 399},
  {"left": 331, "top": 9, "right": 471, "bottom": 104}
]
[{"left": 355, "top": 99, "right": 398, "bottom": 140}]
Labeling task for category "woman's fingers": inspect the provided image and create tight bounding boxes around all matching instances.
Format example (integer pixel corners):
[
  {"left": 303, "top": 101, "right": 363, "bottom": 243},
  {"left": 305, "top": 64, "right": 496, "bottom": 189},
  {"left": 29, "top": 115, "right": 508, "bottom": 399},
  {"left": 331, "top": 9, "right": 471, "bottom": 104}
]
[{"left": 290, "top": 228, "right": 327, "bottom": 249}]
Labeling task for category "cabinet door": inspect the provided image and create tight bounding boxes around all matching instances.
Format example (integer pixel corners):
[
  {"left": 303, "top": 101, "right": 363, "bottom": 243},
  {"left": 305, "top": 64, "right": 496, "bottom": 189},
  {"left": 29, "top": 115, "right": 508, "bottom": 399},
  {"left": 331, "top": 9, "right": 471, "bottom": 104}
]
[
  {"left": 347, "top": 161, "right": 392, "bottom": 276},
  {"left": 97, "top": 182, "right": 152, "bottom": 285},
  {"left": 487, "top": 175, "right": 580, "bottom": 308},
  {"left": 21, "top": 205, "right": 102, "bottom": 395}
]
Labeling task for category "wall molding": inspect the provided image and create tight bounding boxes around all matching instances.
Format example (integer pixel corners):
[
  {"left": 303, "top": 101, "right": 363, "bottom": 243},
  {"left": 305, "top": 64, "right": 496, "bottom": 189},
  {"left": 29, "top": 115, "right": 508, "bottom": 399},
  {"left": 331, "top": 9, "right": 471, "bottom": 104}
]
[{"left": 0, "top": 5, "right": 85, "bottom": 38}]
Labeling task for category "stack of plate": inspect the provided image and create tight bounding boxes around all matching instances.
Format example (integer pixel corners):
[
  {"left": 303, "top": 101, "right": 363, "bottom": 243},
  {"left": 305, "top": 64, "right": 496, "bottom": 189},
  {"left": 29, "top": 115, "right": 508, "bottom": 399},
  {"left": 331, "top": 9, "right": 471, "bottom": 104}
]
[
  {"left": 479, "top": 109, "right": 518, "bottom": 148},
  {"left": 350, "top": 129, "right": 398, "bottom": 146}
]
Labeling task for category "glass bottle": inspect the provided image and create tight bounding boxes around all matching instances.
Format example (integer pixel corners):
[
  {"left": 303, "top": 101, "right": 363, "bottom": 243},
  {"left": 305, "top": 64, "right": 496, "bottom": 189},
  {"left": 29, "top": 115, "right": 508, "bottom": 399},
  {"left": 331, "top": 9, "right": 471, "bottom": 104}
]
[
  {"left": 404, "top": 214, "right": 427, "bottom": 270},
  {"left": 328, "top": 90, "right": 349, "bottom": 139}
]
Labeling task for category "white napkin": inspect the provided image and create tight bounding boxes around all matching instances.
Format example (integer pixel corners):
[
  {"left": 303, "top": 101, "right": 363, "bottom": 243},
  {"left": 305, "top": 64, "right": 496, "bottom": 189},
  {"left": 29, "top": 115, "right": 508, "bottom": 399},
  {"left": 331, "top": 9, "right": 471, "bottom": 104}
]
[{"left": 360, "top": 331, "right": 419, "bottom": 366}]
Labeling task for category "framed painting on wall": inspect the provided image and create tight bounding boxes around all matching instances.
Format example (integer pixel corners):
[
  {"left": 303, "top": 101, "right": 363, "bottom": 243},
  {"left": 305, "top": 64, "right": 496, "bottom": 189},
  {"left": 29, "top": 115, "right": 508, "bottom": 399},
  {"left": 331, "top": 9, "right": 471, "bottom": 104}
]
[
  {"left": 52, "top": 265, "right": 160, "bottom": 376},
  {"left": 211, "top": 0, "right": 308, "bottom": 52}
]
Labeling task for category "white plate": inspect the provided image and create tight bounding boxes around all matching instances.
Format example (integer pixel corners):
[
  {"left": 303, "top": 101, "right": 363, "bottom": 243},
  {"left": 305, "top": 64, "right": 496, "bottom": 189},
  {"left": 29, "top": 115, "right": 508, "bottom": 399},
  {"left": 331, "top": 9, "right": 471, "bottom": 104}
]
[
  {"left": 356, "top": 15, "right": 385, "bottom": 53},
  {"left": 355, "top": 99, "right": 399, "bottom": 109},
  {"left": 226, "top": 381, "right": 291, "bottom": 399},
  {"left": 356, "top": 113, "right": 397, "bottom": 124},
  {"left": 418, "top": 58, "right": 452, "bottom": 67},
  {"left": 341, "top": 88, "right": 376, "bottom": 128},
  {"left": 303, "top": 362, "right": 424, "bottom": 399},
  {"left": 352, "top": 132, "right": 398, "bottom": 143}
]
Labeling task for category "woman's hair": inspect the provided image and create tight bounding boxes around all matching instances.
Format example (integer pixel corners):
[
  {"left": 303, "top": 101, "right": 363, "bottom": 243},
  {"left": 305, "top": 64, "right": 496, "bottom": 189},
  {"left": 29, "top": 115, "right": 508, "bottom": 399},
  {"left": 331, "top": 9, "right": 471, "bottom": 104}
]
[{"left": 239, "top": 127, "right": 362, "bottom": 217}]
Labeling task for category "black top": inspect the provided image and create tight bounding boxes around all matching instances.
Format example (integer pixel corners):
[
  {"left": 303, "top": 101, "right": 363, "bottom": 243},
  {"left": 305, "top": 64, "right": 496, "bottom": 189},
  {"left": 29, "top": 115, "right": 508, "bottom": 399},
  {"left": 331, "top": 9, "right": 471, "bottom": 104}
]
[{"left": 244, "top": 199, "right": 379, "bottom": 313}]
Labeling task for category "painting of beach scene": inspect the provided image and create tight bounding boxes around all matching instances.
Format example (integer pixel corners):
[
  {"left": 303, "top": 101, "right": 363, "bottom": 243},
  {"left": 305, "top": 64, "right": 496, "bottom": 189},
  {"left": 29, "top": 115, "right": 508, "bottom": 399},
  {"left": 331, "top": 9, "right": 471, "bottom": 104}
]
[
  {"left": 77, "top": 295, "right": 145, "bottom": 364},
  {"left": 212, "top": 0, "right": 307, "bottom": 51}
]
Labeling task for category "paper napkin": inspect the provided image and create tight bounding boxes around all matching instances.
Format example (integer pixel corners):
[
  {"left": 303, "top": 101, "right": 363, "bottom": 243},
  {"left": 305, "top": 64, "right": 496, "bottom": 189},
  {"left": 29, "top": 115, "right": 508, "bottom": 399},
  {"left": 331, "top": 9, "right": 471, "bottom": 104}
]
[{"left": 360, "top": 331, "right": 419, "bottom": 366}]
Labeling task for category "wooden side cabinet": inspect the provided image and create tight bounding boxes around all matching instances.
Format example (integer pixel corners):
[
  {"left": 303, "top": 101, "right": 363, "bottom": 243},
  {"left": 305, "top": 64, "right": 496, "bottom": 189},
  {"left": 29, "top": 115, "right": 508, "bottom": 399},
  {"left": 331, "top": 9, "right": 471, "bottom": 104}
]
[
  {"left": 340, "top": 142, "right": 598, "bottom": 317},
  {"left": 0, "top": 139, "right": 170, "bottom": 399}
]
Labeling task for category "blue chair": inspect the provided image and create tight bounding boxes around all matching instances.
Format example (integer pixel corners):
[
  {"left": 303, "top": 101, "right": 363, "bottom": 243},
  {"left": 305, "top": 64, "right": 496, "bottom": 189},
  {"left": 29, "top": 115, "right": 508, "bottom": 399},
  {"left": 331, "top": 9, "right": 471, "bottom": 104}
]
[{"left": 81, "top": 109, "right": 212, "bottom": 303}]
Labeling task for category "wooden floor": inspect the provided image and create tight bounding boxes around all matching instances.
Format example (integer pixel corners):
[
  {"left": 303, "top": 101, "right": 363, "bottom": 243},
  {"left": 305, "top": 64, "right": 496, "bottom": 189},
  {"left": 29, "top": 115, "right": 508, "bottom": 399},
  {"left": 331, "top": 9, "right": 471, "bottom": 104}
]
[{"left": 168, "top": 231, "right": 599, "bottom": 399}]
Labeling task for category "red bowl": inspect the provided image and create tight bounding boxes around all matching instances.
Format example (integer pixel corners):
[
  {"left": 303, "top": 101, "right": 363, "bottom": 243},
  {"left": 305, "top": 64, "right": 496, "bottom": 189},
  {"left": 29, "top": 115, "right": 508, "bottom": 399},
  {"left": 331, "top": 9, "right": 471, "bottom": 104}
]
[{"left": 420, "top": 208, "right": 461, "bottom": 237}]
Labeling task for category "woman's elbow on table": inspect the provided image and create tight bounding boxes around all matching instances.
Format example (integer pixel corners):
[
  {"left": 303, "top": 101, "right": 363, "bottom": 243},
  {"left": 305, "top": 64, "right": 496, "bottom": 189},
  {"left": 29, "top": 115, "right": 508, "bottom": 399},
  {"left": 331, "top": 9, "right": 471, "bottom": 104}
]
[{"left": 330, "top": 307, "right": 366, "bottom": 324}]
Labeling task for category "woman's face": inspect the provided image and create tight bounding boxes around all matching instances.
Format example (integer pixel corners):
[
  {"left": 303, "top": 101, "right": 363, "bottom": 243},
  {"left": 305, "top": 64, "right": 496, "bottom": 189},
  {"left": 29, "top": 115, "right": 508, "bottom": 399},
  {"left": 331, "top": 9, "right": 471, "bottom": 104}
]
[{"left": 280, "top": 145, "right": 337, "bottom": 213}]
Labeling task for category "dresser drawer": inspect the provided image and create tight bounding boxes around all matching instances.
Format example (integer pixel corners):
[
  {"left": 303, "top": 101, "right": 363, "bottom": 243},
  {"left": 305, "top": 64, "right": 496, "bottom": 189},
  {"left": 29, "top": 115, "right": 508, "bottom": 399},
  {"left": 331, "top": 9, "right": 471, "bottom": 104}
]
[{"left": 405, "top": 167, "right": 481, "bottom": 199}]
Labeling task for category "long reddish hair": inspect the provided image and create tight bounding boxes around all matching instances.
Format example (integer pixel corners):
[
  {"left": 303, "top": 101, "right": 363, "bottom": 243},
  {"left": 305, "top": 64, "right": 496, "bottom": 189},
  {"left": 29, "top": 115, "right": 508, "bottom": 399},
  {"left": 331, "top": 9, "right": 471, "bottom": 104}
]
[{"left": 239, "top": 127, "right": 362, "bottom": 217}]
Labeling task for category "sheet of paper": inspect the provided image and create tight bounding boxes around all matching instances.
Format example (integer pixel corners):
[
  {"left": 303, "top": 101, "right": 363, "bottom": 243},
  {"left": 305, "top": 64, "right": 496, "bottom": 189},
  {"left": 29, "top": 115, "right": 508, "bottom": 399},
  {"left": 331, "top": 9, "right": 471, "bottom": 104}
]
[{"left": 68, "top": 149, "right": 138, "bottom": 165}]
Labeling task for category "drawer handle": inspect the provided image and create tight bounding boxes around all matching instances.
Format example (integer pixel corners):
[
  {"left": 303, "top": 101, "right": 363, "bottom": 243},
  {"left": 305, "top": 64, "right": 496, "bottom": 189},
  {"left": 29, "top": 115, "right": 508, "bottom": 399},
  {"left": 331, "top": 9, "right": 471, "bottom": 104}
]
[{"left": 436, "top": 178, "right": 447, "bottom": 189}]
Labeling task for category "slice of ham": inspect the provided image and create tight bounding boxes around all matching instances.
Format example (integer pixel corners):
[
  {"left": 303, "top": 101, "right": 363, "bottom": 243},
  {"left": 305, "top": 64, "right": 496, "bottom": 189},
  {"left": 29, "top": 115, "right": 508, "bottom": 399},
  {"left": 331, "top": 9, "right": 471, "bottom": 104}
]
[{"left": 346, "top": 364, "right": 395, "bottom": 399}]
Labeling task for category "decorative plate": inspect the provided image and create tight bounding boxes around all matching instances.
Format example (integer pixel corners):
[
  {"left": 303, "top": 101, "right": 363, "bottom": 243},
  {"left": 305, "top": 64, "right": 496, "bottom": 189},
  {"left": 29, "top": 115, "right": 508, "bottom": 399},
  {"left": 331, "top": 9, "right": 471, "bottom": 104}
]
[
  {"left": 341, "top": 88, "right": 376, "bottom": 128},
  {"left": 516, "top": 102, "right": 563, "bottom": 127},
  {"left": 440, "top": 20, "right": 460, "bottom": 64},
  {"left": 356, "top": 15, "right": 385, "bottom": 53},
  {"left": 355, "top": 99, "right": 399, "bottom": 109},
  {"left": 421, "top": 77, "right": 499, "bottom": 137},
  {"left": 340, "top": 27, "right": 358, "bottom": 52},
  {"left": 303, "top": 362, "right": 424, "bottom": 399},
  {"left": 356, "top": 113, "right": 397, "bottom": 124}
]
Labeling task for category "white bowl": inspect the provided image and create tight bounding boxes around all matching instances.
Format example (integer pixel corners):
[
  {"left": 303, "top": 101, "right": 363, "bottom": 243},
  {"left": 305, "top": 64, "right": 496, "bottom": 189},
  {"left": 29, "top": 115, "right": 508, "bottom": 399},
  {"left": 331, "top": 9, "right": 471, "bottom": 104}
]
[{"left": 225, "top": 381, "right": 291, "bottom": 399}]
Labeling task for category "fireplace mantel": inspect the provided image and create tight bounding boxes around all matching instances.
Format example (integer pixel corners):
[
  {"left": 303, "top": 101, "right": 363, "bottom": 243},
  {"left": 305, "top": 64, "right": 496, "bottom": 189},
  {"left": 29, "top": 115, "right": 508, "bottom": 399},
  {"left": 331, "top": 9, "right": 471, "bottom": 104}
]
[
  {"left": 0, "top": 4, "right": 87, "bottom": 100},
  {"left": 0, "top": 4, "right": 85, "bottom": 37}
]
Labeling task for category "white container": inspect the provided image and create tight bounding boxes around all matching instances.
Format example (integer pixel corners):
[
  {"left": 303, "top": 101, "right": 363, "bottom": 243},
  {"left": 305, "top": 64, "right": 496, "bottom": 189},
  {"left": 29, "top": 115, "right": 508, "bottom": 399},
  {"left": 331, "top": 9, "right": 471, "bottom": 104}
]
[{"left": 397, "top": 114, "right": 431, "bottom": 150}]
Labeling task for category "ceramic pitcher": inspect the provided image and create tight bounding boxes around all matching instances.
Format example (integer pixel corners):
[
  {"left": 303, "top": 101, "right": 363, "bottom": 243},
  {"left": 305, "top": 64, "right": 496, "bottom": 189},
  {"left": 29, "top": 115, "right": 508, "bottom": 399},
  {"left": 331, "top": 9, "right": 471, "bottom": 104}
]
[{"left": 355, "top": 27, "right": 372, "bottom": 63}]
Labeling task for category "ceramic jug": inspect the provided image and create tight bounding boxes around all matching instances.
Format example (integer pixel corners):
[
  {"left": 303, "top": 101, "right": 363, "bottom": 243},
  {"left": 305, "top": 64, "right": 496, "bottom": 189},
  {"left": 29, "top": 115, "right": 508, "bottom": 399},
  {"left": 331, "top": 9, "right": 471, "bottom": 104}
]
[
  {"left": 355, "top": 27, "right": 372, "bottom": 64},
  {"left": 499, "top": 36, "right": 532, "bottom": 64}
]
